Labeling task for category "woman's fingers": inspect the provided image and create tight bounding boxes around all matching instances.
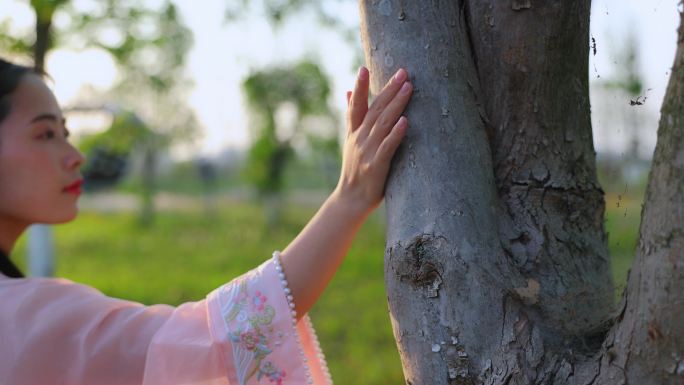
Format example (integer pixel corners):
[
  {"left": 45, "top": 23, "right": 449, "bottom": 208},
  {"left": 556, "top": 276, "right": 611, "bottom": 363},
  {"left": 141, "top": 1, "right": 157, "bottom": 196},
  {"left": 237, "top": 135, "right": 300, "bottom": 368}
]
[
  {"left": 358, "top": 68, "right": 408, "bottom": 138},
  {"left": 349, "top": 67, "right": 369, "bottom": 132},
  {"left": 367, "top": 81, "right": 412, "bottom": 147},
  {"left": 374, "top": 116, "right": 408, "bottom": 167}
]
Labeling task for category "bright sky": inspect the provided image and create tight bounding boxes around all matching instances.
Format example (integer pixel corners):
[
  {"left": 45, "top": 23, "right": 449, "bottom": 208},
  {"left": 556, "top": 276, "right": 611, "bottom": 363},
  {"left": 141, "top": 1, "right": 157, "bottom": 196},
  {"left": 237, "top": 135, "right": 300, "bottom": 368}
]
[
  {"left": 2, "top": 0, "right": 682, "bottom": 159},
  {"left": 590, "top": 0, "right": 682, "bottom": 158}
]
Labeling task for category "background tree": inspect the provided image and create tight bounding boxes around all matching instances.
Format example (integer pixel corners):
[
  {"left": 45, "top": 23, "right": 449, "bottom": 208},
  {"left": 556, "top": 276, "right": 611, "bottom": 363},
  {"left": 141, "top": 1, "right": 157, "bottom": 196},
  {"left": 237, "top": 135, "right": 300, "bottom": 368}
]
[
  {"left": 242, "top": 59, "right": 337, "bottom": 225},
  {"left": 602, "top": 33, "right": 646, "bottom": 161},
  {"left": 359, "top": 1, "right": 683, "bottom": 384},
  {"left": 77, "top": 110, "right": 159, "bottom": 225}
]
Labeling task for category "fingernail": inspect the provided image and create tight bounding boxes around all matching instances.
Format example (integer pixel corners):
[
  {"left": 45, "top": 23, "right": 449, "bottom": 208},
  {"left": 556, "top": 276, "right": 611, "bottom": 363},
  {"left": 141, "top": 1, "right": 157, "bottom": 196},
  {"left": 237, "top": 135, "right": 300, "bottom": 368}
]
[
  {"left": 358, "top": 66, "right": 368, "bottom": 80},
  {"left": 396, "top": 116, "right": 408, "bottom": 132},
  {"left": 394, "top": 68, "right": 407, "bottom": 83},
  {"left": 399, "top": 82, "right": 412, "bottom": 95}
]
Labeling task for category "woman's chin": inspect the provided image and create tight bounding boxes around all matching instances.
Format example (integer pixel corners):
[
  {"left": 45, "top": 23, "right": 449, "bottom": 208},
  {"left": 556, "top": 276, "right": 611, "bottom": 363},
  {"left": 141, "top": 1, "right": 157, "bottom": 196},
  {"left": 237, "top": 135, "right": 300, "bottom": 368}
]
[
  {"left": 41, "top": 208, "right": 79, "bottom": 224},
  {"left": 59, "top": 209, "right": 79, "bottom": 223}
]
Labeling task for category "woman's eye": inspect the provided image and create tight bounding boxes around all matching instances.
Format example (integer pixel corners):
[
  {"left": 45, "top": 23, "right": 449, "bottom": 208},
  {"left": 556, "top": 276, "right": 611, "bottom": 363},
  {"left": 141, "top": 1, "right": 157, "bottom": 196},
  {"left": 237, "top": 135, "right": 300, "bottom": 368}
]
[{"left": 38, "top": 129, "right": 56, "bottom": 140}]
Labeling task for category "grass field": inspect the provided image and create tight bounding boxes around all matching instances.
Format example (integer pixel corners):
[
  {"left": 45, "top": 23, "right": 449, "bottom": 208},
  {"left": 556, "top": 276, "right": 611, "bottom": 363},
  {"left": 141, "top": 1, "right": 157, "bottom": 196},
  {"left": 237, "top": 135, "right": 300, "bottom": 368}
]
[{"left": 12, "top": 188, "right": 642, "bottom": 384}]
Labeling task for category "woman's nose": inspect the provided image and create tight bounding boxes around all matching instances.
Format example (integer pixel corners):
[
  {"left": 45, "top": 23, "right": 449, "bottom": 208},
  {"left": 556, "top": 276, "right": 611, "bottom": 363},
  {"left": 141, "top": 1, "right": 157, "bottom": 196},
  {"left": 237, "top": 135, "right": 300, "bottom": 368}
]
[{"left": 63, "top": 143, "right": 85, "bottom": 171}]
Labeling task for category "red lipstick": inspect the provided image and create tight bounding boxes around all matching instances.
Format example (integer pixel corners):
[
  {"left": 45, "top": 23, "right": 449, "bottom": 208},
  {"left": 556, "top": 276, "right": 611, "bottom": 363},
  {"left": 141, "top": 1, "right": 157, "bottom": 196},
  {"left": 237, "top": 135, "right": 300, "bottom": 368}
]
[{"left": 63, "top": 179, "right": 84, "bottom": 195}]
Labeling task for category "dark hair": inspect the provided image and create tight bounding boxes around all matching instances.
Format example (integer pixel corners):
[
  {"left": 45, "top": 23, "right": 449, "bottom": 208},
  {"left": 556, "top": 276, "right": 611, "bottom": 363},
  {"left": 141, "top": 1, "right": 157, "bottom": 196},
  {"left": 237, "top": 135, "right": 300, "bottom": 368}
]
[
  {"left": 0, "top": 58, "right": 34, "bottom": 124},
  {"left": 0, "top": 58, "right": 34, "bottom": 278}
]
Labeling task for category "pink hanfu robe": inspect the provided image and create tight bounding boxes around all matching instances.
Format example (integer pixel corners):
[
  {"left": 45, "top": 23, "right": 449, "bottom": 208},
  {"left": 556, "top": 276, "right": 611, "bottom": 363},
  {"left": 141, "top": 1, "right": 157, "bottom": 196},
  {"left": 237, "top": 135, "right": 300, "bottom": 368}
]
[{"left": 0, "top": 257, "right": 333, "bottom": 385}]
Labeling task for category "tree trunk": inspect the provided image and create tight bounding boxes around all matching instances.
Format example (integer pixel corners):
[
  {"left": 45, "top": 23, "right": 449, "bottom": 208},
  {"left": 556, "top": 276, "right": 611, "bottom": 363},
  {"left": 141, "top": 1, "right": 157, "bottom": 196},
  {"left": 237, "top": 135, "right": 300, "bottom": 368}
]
[
  {"left": 359, "top": 1, "right": 683, "bottom": 384},
  {"left": 139, "top": 145, "right": 157, "bottom": 226},
  {"left": 32, "top": 4, "right": 55, "bottom": 73}
]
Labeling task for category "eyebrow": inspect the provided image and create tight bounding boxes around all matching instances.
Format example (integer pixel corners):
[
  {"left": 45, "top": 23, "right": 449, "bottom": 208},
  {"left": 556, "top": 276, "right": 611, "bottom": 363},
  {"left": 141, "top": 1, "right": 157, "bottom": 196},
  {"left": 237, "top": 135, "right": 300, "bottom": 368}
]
[{"left": 29, "top": 113, "right": 66, "bottom": 126}]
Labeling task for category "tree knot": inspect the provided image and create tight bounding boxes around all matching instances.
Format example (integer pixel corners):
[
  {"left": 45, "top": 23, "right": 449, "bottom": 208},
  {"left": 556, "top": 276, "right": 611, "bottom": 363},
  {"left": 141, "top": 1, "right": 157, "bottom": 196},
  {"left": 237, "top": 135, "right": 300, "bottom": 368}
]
[{"left": 391, "top": 234, "right": 447, "bottom": 298}]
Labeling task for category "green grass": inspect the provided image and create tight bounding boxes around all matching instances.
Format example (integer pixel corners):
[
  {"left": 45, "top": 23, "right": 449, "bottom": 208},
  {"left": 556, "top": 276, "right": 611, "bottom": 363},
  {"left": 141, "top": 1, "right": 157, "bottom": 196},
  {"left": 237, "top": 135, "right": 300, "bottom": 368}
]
[
  {"left": 11, "top": 189, "right": 642, "bottom": 384},
  {"left": 604, "top": 192, "right": 642, "bottom": 298}
]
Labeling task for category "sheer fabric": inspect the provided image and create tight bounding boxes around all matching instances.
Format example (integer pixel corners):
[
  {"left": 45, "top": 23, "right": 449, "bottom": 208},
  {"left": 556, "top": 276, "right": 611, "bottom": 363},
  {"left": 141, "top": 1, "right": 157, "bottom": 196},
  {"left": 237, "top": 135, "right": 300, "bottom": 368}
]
[{"left": 0, "top": 258, "right": 332, "bottom": 385}]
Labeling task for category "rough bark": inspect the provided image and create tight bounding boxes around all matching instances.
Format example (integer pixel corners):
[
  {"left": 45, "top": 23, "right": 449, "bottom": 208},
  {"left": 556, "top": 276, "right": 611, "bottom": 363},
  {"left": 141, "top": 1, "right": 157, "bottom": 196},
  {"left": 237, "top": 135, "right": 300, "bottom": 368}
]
[
  {"left": 359, "top": 1, "right": 682, "bottom": 384},
  {"left": 465, "top": 1, "right": 614, "bottom": 336},
  {"left": 361, "top": 2, "right": 508, "bottom": 382}
]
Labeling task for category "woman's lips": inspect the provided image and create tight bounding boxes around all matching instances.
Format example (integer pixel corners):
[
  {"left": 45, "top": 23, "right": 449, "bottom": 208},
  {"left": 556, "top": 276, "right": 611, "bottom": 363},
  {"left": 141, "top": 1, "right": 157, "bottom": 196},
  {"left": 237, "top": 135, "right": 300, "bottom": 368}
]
[{"left": 63, "top": 179, "right": 84, "bottom": 195}]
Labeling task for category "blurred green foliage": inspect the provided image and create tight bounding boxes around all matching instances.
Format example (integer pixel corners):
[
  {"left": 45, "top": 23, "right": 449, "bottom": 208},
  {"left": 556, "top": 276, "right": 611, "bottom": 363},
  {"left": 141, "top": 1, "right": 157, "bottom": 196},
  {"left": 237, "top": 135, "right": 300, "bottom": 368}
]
[
  {"left": 601, "top": 32, "right": 643, "bottom": 97},
  {"left": 245, "top": 135, "right": 294, "bottom": 195},
  {"left": 242, "top": 60, "right": 338, "bottom": 197},
  {"left": 1, "top": 0, "right": 198, "bottom": 146},
  {"left": 79, "top": 111, "right": 152, "bottom": 156},
  {"left": 243, "top": 61, "right": 332, "bottom": 117}
]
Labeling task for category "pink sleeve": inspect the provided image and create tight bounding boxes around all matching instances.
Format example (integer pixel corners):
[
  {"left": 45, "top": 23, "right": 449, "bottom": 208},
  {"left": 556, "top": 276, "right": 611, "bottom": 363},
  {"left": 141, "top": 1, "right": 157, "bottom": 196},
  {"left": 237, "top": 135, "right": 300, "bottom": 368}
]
[{"left": 0, "top": 257, "right": 332, "bottom": 385}]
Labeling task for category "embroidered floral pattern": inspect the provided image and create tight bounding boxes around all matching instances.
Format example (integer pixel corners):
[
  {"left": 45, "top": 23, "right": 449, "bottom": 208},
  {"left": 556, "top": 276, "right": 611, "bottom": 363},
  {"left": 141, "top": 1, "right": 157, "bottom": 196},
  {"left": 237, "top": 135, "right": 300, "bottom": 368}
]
[
  {"left": 216, "top": 257, "right": 334, "bottom": 384},
  {"left": 223, "top": 280, "right": 286, "bottom": 384},
  {"left": 258, "top": 361, "right": 287, "bottom": 384}
]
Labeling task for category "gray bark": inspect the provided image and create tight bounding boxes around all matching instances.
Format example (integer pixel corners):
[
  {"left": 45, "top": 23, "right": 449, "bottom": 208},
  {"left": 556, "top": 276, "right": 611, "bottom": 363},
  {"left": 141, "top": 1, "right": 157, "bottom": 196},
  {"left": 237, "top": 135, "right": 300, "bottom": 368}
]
[{"left": 359, "top": 0, "right": 683, "bottom": 384}]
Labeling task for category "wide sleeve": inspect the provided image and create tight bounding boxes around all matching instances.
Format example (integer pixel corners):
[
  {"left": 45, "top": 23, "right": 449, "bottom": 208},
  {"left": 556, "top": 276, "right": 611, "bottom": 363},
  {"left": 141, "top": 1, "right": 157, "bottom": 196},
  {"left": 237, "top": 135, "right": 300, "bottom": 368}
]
[
  {"left": 203, "top": 254, "right": 332, "bottom": 385},
  {"left": 0, "top": 256, "right": 332, "bottom": 385}
]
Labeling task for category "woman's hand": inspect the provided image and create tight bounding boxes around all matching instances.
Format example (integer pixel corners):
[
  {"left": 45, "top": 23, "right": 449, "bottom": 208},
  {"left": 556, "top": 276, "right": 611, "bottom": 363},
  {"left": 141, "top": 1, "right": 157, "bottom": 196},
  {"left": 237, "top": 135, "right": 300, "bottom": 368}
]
[
  {"left": 334, "top": 66, "right": 413, "bottom": 217},
  {"left": 279, "top": 67, "right": 412, "bottom": 317}
]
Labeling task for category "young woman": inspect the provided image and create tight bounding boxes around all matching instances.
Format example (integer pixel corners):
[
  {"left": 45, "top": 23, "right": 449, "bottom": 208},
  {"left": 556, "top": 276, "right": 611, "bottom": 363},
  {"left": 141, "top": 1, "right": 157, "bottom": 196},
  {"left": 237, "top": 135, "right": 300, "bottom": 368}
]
[{"left": 0, "top": 58, "right": 413, "bottom": 384}]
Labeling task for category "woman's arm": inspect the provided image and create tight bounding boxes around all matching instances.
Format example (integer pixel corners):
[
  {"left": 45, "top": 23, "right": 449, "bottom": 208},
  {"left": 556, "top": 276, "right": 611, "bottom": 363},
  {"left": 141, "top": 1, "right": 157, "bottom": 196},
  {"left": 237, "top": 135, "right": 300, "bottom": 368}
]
[{"left": 280, "top": 66, "right": 413, "bottom": 317}]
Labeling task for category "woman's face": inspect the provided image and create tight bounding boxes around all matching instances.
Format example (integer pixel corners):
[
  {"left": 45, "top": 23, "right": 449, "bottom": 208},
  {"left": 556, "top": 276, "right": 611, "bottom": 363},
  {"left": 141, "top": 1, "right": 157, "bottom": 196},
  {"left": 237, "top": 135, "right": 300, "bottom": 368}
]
[{"left": 0, "top": 74, "right": 85, "bottom": 227}]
